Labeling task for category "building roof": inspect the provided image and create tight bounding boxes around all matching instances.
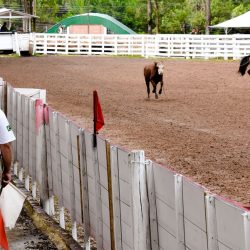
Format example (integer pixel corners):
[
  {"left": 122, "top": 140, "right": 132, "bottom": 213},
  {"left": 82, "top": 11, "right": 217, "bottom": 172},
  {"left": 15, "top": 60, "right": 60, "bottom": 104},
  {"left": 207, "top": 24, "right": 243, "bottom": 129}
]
[
  {"left": 47, "top": 13, "right": 136, "bottom": 34},
  {"left": 0, "top": 8, "right": 38, "bottom": 19}
]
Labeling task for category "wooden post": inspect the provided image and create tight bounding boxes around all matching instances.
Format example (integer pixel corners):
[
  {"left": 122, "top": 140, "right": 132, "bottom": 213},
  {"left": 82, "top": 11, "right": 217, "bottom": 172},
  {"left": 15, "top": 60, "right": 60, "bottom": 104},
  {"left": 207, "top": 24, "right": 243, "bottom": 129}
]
[
  {"left": 130, "top": 150, "right": 150, "bottom": 250},
  {"left": 110, "top": 146, "right": 122, "bottom": 249},
  {"left": 66, "top": 121, "right": 77, "bottom": 239},
  {"left": 205, "top": 193, "right": 219, "bottom": 250},
  {"left": 60, "top": 207, "right": 65, "bottom": 229},
  {"left": 106, "top": 140, "right": 115, "bottom": 250},
  {"left": 25, "top": 175, "right": 29, "bottom": 191},
  {"left": 93, "top": 138, "right": 103, "bottom": 249},
  {"left": 79, "top": 129, "right": 90, "bottom": 248},
  {"left": 174, "top": 174, "right": 185, "bottom": 250},
  {"left": 146, "top": 160, "right": 159, "bottom": 249},
  {"left": 32, "top": 181, "right": 37, "bottom": 199},
  {"left": 243, "top": 212, "right": 250, "bottom": 250}
]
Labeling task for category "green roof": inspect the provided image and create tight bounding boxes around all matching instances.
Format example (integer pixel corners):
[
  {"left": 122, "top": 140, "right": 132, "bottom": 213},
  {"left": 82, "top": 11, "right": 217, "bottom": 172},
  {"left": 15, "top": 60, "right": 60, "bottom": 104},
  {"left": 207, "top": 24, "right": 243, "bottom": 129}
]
[{"left": 47, "top": 13, "right": 136, "bottom": 34}]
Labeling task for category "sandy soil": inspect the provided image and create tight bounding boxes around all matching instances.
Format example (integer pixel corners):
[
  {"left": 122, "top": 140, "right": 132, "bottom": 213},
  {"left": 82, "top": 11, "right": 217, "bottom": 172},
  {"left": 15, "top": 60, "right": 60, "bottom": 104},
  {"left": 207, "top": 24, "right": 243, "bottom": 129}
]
[{"left": 0, "top": 55, "right": 249, "bottom": 208}]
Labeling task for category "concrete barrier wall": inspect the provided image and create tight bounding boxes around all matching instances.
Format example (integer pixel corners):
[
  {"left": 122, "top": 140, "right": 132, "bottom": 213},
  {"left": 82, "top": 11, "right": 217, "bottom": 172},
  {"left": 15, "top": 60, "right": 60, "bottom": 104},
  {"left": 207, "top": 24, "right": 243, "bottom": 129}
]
[{"left": 1, "top": 79, "right": 249, "bottom": 250}]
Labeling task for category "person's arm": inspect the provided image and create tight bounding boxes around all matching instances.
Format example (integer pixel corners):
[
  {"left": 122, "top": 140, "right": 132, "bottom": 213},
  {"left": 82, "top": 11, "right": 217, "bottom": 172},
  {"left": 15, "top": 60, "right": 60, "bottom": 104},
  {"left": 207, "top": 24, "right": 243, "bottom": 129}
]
[{"left": 0, "top": 142, "right": 13, "bottom": 187}]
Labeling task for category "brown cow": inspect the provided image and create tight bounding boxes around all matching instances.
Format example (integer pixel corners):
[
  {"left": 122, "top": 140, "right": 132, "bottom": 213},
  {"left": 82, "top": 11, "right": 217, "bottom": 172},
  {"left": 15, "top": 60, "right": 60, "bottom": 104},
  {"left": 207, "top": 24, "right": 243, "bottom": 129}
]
[{"left": 144, "top": 62, "right": 164, "bottom": 99}]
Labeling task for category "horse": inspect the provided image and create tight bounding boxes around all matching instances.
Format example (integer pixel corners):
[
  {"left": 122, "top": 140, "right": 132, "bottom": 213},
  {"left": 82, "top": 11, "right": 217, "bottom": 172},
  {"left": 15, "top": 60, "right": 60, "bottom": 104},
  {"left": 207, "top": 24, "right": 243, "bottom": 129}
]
[
  {"left": 238, "top": 55, "right": 250, "bottom": 76},
  {"left": 144, "top": 62, "right": 164, "bottom": 99}
]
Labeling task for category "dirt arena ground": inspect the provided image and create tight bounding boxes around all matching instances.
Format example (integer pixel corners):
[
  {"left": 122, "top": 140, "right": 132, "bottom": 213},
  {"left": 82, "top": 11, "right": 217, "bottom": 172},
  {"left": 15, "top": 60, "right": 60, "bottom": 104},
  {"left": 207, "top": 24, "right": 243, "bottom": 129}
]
[{"left": 0, "top": 55, "right": 249, "bottom": 208}]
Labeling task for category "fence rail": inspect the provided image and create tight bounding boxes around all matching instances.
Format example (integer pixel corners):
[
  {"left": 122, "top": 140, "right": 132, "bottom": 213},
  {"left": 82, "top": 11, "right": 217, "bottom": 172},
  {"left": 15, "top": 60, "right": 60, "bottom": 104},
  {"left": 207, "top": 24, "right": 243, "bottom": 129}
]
[
  {"left": 32, "top": 33, "right": 250, "bottom": 60},
  {"left": 0, "top": 79, "right": 249, "bottom": 250}
]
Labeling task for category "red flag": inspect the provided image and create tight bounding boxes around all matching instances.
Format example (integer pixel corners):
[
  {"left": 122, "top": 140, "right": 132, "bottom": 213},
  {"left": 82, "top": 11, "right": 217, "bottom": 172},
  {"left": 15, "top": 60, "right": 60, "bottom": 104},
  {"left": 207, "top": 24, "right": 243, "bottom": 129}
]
[
  {"left": 93, "top": 90, "right": 104, "bottom": 133},
  {"left": 0, "top": 210, "right": 9, "bottom": 250}
]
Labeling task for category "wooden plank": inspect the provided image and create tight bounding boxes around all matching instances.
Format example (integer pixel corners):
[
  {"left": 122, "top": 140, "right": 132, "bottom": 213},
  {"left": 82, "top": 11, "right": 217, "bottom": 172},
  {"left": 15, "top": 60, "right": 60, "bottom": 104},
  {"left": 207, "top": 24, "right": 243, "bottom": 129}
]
[
  {"left": 94, "top": 137, "right": 103, "bottom": 249},
  {"left": 182, "top": 178, "right": 207, "bottom": 250},
  {"left": 16, "top": 92, "right": 22, "bottom": 165},
  {"left": 22, "top": 95, "right": 29, "bottom": 172},
  {"left": 45, "top": 107, "right": 53, "bottom": 200},
  {"left": 6, "top": 84, "right": 12, "bottom": 124},
  {"left": 130, "top": 150, "right": 150, "bottom": 250},
  {"left": 183, "top": 178, "right": 207, "bottom": 231},
  {"left": 146, "top": 160, "right": 159, "bottom": 250},
  {"left": 110, "top": 146, "right": 122, "bottom": 250},
  {"left": 215, "top": 197, "right": 245, "bottom": 250},
  {"left": 205, "top": 194, "right": 219, "bottom": 250},
  {"left": 28, "top": 99, "right": 36, "bottom": 180},
  {"left": 67, "top": 121, "right": 76, "bottom": 223},
  {"left": 84, "top": 130, "right": 97, "bottom": 237},
  {"left": 153, "top": 163, "right": 175, "bottom": 209},
  {"left": 158, "top": 225, "right": 177, "bottom": 250},
  {"left": 106, "top": 141, "right": 115, "bottom": 250},
  {"left": 174, "top": 174, "right": 185, "bottom": 250},
  {"left": 53, "top": 112, "right": 63, "bottom": 206},
  {"left": 243, "top": 212, "right": 250, "bottom": 250}
]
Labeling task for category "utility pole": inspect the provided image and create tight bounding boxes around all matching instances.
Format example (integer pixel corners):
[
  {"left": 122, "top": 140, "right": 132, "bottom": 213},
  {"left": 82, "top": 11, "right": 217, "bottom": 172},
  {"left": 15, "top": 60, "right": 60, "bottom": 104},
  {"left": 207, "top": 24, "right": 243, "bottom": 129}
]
[
  {"left": 147, "top": 0, "right": 153, "bottom": 34},
  {"left": 205, "top": 0, "right": 211, "bottom": 34}
]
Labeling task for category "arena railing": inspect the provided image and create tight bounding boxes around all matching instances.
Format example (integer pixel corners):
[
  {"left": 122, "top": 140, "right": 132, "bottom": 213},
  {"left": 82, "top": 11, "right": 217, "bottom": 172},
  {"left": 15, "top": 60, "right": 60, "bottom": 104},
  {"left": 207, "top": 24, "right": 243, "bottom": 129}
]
[
  {"left": 31, "top": 33, "right": 250, "bottom": 60},
  {"left": 0, "top": 78, "right": 249, "bottom": 249}
]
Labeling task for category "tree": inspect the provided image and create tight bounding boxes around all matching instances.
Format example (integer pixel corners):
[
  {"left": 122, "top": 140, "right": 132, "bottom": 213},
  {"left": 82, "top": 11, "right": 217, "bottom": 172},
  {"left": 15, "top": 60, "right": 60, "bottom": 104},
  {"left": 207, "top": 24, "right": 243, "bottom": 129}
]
[
  {"left": 153, "top": 0, "right": 160, "bottom": 33},
  {"left": 205, "top": 0, "right": 210, "bottom": 34},
  {"left": 147, "top": 0, "right": 153, "bottom": 34},
  {"left": 19, "top": 0, "right": 250, "bottom": 34}
]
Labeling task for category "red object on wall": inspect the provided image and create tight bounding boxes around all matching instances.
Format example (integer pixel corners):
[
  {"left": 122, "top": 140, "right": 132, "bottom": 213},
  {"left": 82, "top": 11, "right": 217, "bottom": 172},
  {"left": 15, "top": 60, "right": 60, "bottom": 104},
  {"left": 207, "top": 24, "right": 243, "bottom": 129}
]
[{"left": 93, "top": 90, "right": 104, "bottom": 133}]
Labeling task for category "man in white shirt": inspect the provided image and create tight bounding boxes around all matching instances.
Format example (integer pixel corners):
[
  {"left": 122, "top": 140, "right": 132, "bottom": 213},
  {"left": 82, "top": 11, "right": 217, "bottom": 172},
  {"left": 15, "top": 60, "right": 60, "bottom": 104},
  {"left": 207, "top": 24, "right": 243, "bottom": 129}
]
[{"left": 0, "top": 109, "right": 16, "bottom": 188}]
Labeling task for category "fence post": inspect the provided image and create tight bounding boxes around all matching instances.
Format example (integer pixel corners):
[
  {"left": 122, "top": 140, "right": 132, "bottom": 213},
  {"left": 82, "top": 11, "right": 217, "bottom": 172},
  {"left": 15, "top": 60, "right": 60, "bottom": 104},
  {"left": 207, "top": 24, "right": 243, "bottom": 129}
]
[
  {"left": 185, "top": 36, "right": 190, "bottom": 59},
  {"left": 53, "top": 112, "right": 65, "bottom": 228},
  {"left": 44, "top": 105, "right": 55, "bottom": 216},
  {"left": 44, "top": 34, "right": 48, "bottom": 55},
  {"left": 130, "top": 150, "right": 150, "bottom": 250},
  {"left": 105, "top": 140, "right": 116, "bottom": 250},
  {"left": 146, "top": 160, "right": 159, "bottom": 250},
  {"left": 224, "top": 37, "right": 228, "bottom": 60},
  {"left": 243, "top": 212, "right": 250, "bottom": 250},
  {"left": 88, "top": 35, "right": 92, "bottom": 55},
  {"left": 14, "top": 32, "right": 21, "bottom": 56},
  {"left": 35, "top": 99, "right": 50, "bottom": 214},
  {"left": 174, "top": 174, "right": 185, "bottom": 250},
  {"left": 32, "top": 33, "right": 36, "bottom": 55},
  {"left": 93, "top": 137, "right": 103, "bottom": 249},
  {"left": 232, "top": 35, "right": 238, "bottom": 60},
  {"left": 79, "top": 129, "right": 90, "bottom": 248},
  {"left": 114, "top": 36, "right": 118, "bottom": 55},
  {"left": 66, "top": 120, "right": 77, "bottom": 240},
  {"left": 205, "top": 193, "right": 219, "bottom": 250},
  {"left": 65, "top": 34, "right": 69, "bottom": 55},
  {"left": 110, "top": 145, "right": 122, "bottom": 249}
]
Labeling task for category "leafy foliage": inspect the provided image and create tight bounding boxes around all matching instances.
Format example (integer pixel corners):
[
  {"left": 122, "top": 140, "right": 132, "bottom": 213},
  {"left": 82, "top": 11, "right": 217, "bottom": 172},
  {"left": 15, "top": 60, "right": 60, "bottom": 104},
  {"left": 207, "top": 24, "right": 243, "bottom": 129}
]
[{"left": 1, "top": 0, "right": 250, "bottom": 34}]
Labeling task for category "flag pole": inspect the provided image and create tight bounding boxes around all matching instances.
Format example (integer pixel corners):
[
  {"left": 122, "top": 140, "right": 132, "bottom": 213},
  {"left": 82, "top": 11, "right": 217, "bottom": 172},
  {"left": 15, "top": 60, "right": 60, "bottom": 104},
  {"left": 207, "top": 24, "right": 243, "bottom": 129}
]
[
  {"left": 93, "top": 91, "right": 97, "bottom": 148},
  {"left": 93, "top": 90, "right": 104, "bottom": 148}
]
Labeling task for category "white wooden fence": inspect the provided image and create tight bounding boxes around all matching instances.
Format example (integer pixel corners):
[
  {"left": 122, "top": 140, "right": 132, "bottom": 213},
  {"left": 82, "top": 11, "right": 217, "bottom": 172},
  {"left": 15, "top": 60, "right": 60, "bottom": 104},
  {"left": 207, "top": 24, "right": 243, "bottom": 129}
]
[
  {"left": 0, "top": 79, "right": 249, "bottom": 250},
  {"left": 31, "top": 33, "right": 250, "bottom": 60},
  {"left": 0, "top": 33, "right": 32, "bottom": 55}
]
